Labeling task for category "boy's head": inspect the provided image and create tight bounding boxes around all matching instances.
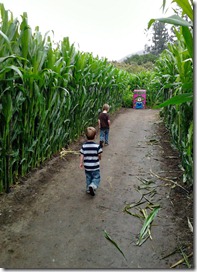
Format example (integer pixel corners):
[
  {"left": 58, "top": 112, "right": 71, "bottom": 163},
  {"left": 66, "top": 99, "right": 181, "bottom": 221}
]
[
  {"left": 103, "top": 104, "right": 110, "bottom": 111},
  {"left": 86, "top": 127, "right": 96, "bottom": 140}
]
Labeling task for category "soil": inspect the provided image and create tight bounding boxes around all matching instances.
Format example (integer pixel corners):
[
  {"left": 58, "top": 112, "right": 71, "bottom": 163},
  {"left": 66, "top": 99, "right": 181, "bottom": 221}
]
[{"left": 0, "top": 108, "right": 193, "bottom": 269}]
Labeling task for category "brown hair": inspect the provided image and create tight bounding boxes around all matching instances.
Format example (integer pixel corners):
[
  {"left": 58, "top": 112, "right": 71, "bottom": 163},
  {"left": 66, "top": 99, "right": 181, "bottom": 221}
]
[
  {"left": 86, "top": 127, "right": 96, "bottom": 140},
  {"left": 103, "top": 104, "right": 110, "bottom": 111}
]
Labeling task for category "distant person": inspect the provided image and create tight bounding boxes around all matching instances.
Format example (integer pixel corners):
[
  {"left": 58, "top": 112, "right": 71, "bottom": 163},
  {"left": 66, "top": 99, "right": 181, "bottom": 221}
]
[
  {"left": 98, "top": 104, "right": 110, "bottom": 147},
  {"left": 80, "top": 127, "right": 102, "bottom": 196}
]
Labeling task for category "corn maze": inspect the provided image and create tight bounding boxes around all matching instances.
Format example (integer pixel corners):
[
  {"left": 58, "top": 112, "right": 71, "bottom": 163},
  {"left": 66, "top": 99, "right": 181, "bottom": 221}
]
[{"left": 0, "top": 0, "right": 193, "bottom": 193}]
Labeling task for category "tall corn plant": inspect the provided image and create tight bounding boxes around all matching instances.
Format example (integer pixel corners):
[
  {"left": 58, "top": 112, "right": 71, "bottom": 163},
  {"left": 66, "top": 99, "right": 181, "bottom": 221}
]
[
  {"left": 148, "top": 0, "right": 193, "bottom": 185},
  {"left": 0, "top": 4, "right": 23, "bottom": 192},
  {"left": 0, "top": 4, "right": 134, "bottom": 192}
]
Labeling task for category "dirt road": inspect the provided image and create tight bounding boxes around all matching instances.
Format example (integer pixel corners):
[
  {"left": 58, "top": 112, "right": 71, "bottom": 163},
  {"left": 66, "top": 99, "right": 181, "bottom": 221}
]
[{"left": 0, "top": 109, "right": 193, "bottom": 269}]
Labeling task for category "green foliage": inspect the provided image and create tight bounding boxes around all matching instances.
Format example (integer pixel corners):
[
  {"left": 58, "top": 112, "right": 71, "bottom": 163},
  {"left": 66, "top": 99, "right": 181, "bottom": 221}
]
[
  {"left": 0, "top": 4, "right": 134, "bottom": 192},
  {"left": 148, "top": 14, "right": 193, "bottom": 29},
  {"left": 103, "top": 230, "right": 127, "bottom": 260},
  {"left": 154, "top": 93, "right": 193, "bottom": 108},
  {"left": 122, "top": 86, "right": 133, "bottom": 108},
  {"left": 137, "top": 207, "right": 160, "bottom": 246},
  {"left": 120, "top": 0, "right": 194, "bottom": 185},
  {"left": 0, "top": 0, "right": 193, "bottom": 192},
  {"left": 111, "top": 61, "right": 154, "bottom": 73},
  {"left": 147, "top": 0, "right": 193, "bottom": 185},
  {"left": 124, "top": 53, "right": 158, "bottom": 66}
]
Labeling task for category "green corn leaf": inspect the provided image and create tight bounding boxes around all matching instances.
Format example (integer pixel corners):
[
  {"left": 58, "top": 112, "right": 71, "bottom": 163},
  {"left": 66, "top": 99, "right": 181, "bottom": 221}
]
[
  {"left": 148, "top": 15, "right": 193, "bottom": 29},
  {"left": 0, "top": 55, "right": 26, "bottom": 63},
  {"left": 187, "top": 120, "right": 193, "bottom": 147},
  {"left": 20, "top": 12, "right": 31, "bottom": 59},
  {"left": 0, "top": 29, "right": 13, "bottom": 53},
  {"left": 182, "top": 26, "right": 193, "bottom": 59},
  {"left": 0, "top": 55, "right": 16, "bottom": 63},
  {"left": 0, "top": 65, "right": 23, "bottom": 80},
  {"left": 172, "top": 0, "right": 193, "bottom": 21},
  {"left": 2, "top": 93, "right": 13, "bottom": 125},
  {"left": 8, "top": 65, "right": 23, "bottom": 79},
  {"left": 137, "top": 235, "right": 149, "bottom": 246},
  {"left": 103, "top": 230, "right": 127, "bottom": 260},
  {"left": 137, "top": 207, "right": 160, "bottom": 245},
  {"left": 154, "top": 93, "right": 193, "bottom": 108}
]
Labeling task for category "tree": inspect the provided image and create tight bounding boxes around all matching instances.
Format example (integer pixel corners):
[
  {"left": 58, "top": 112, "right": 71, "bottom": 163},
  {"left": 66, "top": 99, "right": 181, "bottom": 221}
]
[{"left": 145, "top": 21, "right": 170, "bottom": 55}]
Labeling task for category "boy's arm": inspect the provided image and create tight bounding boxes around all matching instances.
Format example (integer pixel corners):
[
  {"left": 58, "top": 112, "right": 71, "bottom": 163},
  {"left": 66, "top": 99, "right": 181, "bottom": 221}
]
[
  {"left": 98, "top": 119, "right": 101, "bottom": 128},
  {"left": 79, "top": 154, "right": 84, "bottom": 169},
  {"left": 108, "top": 114, "right": 110, "bottom": 127},
  {"left": 98, "top": 153, "right": 101, "bottom": 160}
]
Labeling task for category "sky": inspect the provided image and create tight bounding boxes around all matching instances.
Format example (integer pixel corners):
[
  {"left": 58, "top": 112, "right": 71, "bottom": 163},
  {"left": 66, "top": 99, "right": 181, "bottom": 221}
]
[{"left": 0, "top": 0, "right": 174, "bottom": 61}]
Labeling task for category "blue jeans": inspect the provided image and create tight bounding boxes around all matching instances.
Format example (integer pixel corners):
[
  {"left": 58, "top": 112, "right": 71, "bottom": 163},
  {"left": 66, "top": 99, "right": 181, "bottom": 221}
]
[
  {"left": 100, "top": 128, "right": 109, "bottom": 144},
  {"left": 85, "top": 169, "right": 100, "bottom": 191}
]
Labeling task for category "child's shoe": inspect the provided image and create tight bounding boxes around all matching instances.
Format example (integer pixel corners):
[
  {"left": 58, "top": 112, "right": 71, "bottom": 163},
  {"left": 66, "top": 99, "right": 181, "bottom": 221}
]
[
  {"left": 89, "top": 185, "right": 95, "bottom": 196},
  {"left": 99, "top": 141, "right": 104, "bottom": 148}
]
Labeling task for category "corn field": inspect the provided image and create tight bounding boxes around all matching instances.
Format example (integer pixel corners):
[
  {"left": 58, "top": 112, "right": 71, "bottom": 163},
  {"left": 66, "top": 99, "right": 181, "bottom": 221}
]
[
  {"left": 0, "top": 0, "right": 193, "bottom": 193},
  {"left": 0, "top": 4, "right": 133, "bottom": 192},
  {"left": 148, "top": 0, "right": 193, "bottom": 185},
  {"left": 119, "top": 0, "right": 193, "bottom": 186}
]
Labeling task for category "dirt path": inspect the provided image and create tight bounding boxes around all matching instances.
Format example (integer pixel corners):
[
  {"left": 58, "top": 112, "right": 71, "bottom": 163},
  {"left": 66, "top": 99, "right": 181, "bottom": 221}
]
[{"left": 0, "top": 109, "right": 193, "bottom": 269}]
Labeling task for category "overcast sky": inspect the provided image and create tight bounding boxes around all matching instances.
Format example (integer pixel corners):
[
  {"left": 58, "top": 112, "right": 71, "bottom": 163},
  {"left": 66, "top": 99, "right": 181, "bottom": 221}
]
[{"left": 0, "top": 0, "right": 174, "bottom": 61}]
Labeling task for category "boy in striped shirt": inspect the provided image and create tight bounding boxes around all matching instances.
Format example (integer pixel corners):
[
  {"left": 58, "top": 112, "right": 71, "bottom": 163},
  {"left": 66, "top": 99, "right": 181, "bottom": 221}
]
[{"left": 80, "top": 127, "right": 102, "bottom": 196}]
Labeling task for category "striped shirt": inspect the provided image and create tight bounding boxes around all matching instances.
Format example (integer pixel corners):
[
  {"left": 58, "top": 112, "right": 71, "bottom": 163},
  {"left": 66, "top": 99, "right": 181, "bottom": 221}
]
[{"left": 80, "top": 141, "right": 102, "bottom": 171}]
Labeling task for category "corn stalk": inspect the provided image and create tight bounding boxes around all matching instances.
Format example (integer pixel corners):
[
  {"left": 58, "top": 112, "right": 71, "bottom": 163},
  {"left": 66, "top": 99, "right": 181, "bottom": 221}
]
[
  {"left": 148, "top": 0, "right": 193, "bottom": 185},
  {"left": 0, "top": 4, "right": 134, "bottom": 192}
]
